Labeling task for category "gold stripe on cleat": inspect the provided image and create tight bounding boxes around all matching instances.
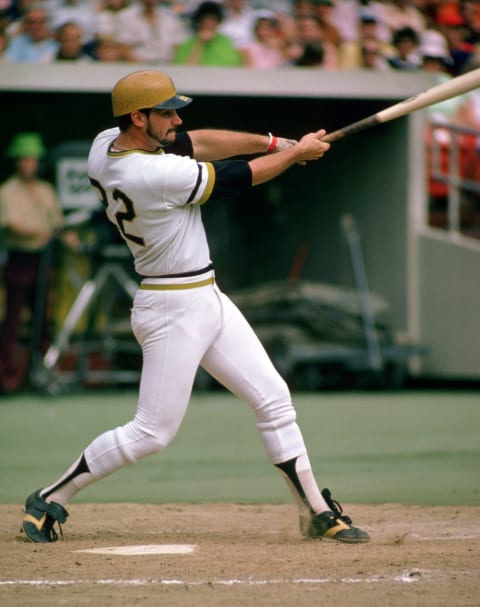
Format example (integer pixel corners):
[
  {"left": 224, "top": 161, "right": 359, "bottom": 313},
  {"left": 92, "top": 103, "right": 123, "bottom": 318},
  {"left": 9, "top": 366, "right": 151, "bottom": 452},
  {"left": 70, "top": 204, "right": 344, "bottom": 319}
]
[
  {"left": 323, "top": 519, "right": 350, "bottom": 539},
  {"left": 23, "top": 513, "right": 47, "bottom": 531}
]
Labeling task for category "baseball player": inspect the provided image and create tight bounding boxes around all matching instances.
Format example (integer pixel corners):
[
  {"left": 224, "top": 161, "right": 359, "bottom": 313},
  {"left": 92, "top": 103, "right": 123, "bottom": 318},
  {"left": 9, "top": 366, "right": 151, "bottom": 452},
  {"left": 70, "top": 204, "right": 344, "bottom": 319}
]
[{"left": 22, "top": 70, "right": 370, "bottom": 545}]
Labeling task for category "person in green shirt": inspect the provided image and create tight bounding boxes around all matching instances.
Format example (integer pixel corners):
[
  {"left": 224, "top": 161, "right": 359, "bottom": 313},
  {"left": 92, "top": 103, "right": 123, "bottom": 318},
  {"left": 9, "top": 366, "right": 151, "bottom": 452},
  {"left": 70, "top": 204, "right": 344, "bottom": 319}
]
[{"left": 173, "top": 1, "right": 243, "bottom": 66}]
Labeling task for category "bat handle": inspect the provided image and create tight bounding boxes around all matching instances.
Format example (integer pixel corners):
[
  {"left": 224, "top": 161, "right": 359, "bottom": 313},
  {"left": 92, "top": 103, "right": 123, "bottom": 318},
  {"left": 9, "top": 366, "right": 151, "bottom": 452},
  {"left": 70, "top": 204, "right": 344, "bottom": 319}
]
[{"left": 322, "top": 114, "right": 380, "bottom": 143}]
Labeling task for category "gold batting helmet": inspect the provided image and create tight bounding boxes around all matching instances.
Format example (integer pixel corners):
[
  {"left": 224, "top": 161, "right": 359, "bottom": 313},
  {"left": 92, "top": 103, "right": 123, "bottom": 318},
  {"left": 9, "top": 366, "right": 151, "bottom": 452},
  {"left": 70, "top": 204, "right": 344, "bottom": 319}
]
[{"left": 111, "top": 70, "right": 192, "bottom": 117}]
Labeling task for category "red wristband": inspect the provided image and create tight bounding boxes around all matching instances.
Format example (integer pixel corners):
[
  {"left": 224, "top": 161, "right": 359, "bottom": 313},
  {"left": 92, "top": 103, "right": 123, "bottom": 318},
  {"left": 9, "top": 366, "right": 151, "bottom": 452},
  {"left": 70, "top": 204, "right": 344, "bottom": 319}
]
[{"left": 267, "top": 133, "right": 277, "bottom": 153}]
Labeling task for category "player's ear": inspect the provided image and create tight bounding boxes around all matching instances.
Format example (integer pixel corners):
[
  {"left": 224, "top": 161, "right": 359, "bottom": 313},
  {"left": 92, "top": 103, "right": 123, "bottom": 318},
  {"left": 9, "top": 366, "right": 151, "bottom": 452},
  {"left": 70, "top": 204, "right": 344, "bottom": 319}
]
[{"left": 131, "top": 109, "right": 148, "bottom": 127}]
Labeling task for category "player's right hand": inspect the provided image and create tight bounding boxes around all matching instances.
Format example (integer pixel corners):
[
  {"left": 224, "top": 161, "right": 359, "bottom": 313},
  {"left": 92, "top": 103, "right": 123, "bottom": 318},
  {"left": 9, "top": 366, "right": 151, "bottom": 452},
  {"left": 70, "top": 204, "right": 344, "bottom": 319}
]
[{"left": 295, "top": 130, "right": 331, "bottom": 162}]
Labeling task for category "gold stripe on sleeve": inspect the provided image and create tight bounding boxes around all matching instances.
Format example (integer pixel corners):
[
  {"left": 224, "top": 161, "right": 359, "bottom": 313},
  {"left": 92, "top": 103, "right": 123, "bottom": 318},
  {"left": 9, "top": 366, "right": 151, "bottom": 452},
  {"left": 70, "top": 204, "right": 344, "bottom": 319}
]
[{"left": 197, "top": 162, "right": 216, "bottom": 205}]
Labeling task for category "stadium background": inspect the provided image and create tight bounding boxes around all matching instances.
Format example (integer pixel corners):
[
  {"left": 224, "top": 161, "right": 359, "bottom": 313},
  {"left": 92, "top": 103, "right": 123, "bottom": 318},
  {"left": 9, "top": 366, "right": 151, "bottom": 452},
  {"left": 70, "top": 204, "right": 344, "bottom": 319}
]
[{"left": 2, "top": 64, "right": 480, "bottom": 385}]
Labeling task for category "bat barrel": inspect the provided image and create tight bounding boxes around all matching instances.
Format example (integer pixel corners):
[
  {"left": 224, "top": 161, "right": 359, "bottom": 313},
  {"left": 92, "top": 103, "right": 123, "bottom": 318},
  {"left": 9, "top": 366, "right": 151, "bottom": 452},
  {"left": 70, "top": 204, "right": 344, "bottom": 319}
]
[{"left": 378, "top": 67, "right": 480, "bottom": 123}]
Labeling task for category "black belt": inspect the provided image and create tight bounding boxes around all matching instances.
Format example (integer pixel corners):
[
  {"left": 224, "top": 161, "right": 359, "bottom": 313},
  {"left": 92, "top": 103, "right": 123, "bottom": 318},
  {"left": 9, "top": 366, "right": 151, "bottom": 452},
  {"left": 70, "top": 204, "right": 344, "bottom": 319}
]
[{"left": 139, "top": 262, "right": 214, "bottom": 279}]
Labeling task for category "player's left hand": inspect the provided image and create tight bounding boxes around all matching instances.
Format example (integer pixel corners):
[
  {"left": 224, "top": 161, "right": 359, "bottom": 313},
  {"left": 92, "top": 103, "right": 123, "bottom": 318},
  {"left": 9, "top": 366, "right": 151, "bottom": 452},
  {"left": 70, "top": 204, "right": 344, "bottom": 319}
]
[{"left": 271, "top": 136, "right": 309, "bottom": 165}]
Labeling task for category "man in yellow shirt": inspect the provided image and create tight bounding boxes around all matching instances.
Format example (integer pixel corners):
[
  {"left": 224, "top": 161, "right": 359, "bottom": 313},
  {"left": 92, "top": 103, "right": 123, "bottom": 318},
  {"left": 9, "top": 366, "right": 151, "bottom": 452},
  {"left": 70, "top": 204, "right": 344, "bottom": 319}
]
[{"left": 0, "top": 133, "right": 64, "bottom": 393}]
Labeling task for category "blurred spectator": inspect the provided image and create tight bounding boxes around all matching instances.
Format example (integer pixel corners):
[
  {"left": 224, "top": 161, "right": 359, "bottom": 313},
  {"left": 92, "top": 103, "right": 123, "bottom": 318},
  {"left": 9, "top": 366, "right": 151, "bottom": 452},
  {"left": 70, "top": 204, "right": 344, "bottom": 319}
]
[
  {"left": 49, "top": 0, "right": 97, "bottom": 45},
  {"left": 160, "top": 0, "right": 198, "bottom": 17},
  {"left": 265, "top": 0, "right": 297, "bottom": 11},
  {"left": 269, "top": 0, "right": 307, "bottom": 46},
  {"left": 290, "top": 0, "right": 317, "bottom": 18},
  {"left": 333, "top": 0, "right": 393, "bottom": 44},
  {"left": 329, "top": 0, "right": 363, "bottom": 42},
  {"left": 387, "top": 25, "right": 421, "bottom": 70},
  {"left": 415, "top": 0, "right": 441, "bottom": 28},
  {"left": 339, "top": 8, "right": 394, "bottom": 69},
  {"left": 311, "top": 0, "right": 343, "bottom": 49},
  {"left": 90, "top": 34, "right": 128, "bottom": 61},
  {"left": 243, "top": 10, "right": 289, "bottom": 68},
  {"left": 52, "top": 21, "right": 92, "bottom": 61},
  {"left": 3, "top": 4, "right": 57, "bottom": 63},
  {"left": 459, "top": 0, "right": 480, "bottom": 44},
  {"left": 218, "top": 0, "right": 257, "bottom": 50},
  {"left": 420, "top": 29, "right": 454, "bottom": 78},
  {"left": 358, "top": 35, "right": 392, "bottom": 69},
  {"left": 420, "top": 30, "right": 470, "bottom": 130},
  {"left": 116, "top": 0, "right": 188, "bottom": 63},
  {"left": 437, "top": 11, "right": 475, "bottom": 75},
  {"left": 289, "top": 13, "right": 338, "bottom": 68},
  {"left": 95, "top": 0, "right": 130, "bottom": 42},
  {"left": 381, "top": 0, "right": 427, "bottom": 42},
  {"left": 435, "top": 2, "right": 463, "bottom": 28},
  {"left": 420, "top": 30, "right": 462, "bottom": 167},
  {"left": 0, "top": 133, "right": 72, "bottom": 394},
  {"left": 173, "top": 1, "right": 242, "bottom": 65}
]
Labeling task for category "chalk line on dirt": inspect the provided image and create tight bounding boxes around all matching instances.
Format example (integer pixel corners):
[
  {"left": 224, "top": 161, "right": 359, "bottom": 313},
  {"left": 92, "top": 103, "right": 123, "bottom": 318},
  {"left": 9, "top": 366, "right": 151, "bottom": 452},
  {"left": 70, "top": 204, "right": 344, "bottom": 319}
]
[
  {"left": 74, "top": 544, "right": 197, "bottom": 555},
  {"left": 0, "top": 571, "right": 438, "bottom": 587},
  {"left": 413, "top": 533, "right": 480, "bottom": 540}
]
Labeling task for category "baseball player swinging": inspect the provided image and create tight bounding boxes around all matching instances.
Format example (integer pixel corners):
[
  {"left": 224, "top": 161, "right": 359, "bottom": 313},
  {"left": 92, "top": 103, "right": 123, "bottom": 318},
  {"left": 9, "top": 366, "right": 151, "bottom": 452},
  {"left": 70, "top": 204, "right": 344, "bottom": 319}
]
[{"left": 22, "top": 70, "right": 370, "bottom": 544}]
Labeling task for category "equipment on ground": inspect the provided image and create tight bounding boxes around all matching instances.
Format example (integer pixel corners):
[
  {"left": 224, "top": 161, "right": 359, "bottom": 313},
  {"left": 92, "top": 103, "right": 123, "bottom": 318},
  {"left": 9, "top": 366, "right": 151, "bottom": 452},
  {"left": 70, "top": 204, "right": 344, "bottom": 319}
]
[{"left": 227, "top": 215, "right": 428, "bottom": 390}]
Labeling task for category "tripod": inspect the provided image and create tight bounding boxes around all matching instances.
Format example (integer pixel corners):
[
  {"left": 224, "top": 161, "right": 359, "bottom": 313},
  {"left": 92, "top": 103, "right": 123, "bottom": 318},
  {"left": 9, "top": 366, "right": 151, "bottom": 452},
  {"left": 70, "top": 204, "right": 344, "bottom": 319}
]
[{"left": 31, "top": 247, "right": 140, "bottom": 395}]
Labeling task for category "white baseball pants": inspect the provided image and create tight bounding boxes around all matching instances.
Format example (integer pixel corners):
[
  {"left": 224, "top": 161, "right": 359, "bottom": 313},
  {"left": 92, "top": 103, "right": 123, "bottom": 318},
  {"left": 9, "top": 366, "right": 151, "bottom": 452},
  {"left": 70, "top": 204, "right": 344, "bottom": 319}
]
[{"left": 84, "top": 269, "right": 308, "bottom": 480}]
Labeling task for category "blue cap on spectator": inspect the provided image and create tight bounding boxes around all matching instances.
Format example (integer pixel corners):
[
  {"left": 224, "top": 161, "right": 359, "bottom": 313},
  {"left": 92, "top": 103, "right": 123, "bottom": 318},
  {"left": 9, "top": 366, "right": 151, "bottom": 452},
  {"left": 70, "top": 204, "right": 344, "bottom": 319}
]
[{"left": 359, "top": 8, "right": 378, "bottom": 23}]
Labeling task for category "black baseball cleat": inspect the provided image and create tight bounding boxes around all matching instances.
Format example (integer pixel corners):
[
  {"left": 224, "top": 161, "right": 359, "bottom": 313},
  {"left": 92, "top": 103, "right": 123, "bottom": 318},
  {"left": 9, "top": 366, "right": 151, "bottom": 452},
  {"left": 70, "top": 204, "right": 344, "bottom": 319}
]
[
  {"left": 300, "top": 488, "right": 370, "bottom": 543},
  {"left": 22, "top": 490, "right": 69, "bottom": 543}
]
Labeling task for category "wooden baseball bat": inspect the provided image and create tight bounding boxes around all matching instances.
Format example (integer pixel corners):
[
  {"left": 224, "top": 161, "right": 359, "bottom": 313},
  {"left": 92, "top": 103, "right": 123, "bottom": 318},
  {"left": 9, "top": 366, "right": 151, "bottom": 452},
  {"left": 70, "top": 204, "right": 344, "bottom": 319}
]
[{"left": 322, "top": 68, "right": 480, "bottom": 143}]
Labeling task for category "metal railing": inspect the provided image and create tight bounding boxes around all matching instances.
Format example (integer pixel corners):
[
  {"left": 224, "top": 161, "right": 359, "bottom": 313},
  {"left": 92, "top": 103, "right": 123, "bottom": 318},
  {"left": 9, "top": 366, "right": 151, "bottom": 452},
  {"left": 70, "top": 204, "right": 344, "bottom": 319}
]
[{"left": 427, "top": 120, "right": 480, "bottom": 239}]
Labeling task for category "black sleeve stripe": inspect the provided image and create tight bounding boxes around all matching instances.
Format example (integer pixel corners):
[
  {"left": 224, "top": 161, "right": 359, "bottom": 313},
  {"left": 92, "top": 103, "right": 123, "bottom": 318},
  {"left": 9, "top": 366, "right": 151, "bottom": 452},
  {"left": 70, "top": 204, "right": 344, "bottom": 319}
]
[{"left": 186, "top": 162, "right": 203, "bottom": 203}]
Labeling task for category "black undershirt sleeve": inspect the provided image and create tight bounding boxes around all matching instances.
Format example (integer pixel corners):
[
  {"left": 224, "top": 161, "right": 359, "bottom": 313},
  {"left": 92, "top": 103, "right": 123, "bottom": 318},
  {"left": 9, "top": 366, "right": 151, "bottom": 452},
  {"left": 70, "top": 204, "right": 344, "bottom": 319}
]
[
  {"left": 164, "top": 132, "right": 194, "bottom": 157},
  {"left": 210, "top": 160, "right": 253, "bottom": 200}
]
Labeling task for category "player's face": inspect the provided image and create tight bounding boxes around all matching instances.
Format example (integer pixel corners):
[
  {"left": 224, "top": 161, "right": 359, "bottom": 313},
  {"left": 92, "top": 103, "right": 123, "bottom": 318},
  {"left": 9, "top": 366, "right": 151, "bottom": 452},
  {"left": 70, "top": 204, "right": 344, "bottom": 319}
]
[{"left": 145, "top": 109, "right": 183, "bottom": 147}]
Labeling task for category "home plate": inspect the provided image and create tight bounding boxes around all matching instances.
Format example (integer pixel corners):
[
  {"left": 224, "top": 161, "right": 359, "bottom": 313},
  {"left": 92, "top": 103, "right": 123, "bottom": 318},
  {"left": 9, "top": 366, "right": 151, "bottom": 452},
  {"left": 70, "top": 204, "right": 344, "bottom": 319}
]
[{"left": 74, "top": 544, "right": 197, "bottom": 556}]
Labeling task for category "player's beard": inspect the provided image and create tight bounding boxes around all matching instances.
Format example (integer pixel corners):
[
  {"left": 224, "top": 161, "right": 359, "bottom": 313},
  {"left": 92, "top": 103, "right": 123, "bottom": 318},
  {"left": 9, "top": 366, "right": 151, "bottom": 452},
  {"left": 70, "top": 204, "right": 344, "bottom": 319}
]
[{"left": 146, "top": 120, "right": 176, "bottom": 148}]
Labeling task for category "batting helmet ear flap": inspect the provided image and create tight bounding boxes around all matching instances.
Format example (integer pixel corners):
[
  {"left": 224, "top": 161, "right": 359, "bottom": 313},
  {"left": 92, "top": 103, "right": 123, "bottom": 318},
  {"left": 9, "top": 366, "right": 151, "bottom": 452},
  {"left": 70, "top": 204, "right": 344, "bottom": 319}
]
[{"left": 112, "top": 70, "right": 192, "bottom": 117}]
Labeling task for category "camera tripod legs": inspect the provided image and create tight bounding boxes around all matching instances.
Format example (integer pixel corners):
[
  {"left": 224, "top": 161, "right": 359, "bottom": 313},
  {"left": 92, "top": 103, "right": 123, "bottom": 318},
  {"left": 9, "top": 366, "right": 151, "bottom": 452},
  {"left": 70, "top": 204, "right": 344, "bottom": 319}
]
[{"left": 31, "top": 262, "right": 138, "bottom": 394}]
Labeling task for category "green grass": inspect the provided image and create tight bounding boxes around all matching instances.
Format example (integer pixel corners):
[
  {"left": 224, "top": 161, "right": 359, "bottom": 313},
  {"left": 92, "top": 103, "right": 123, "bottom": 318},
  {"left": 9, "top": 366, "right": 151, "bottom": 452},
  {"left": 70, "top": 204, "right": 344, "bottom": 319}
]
[{"left": 1, "top": 390, "right": 479, "bottom": 506}]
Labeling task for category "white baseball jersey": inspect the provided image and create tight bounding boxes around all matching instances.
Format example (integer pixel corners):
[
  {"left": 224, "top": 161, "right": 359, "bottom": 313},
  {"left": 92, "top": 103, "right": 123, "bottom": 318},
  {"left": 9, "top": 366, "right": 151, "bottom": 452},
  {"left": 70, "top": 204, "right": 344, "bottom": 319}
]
[{"left": 87, "top": 127, "right": 216, "bottom": 277}]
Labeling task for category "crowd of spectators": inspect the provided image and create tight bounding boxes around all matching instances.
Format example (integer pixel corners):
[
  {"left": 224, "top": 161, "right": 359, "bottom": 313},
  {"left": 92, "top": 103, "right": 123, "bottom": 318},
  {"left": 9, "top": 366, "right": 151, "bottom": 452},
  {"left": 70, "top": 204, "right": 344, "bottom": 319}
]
[{"left": 0, "top": 0, "right": 479, "bottom": 76}]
